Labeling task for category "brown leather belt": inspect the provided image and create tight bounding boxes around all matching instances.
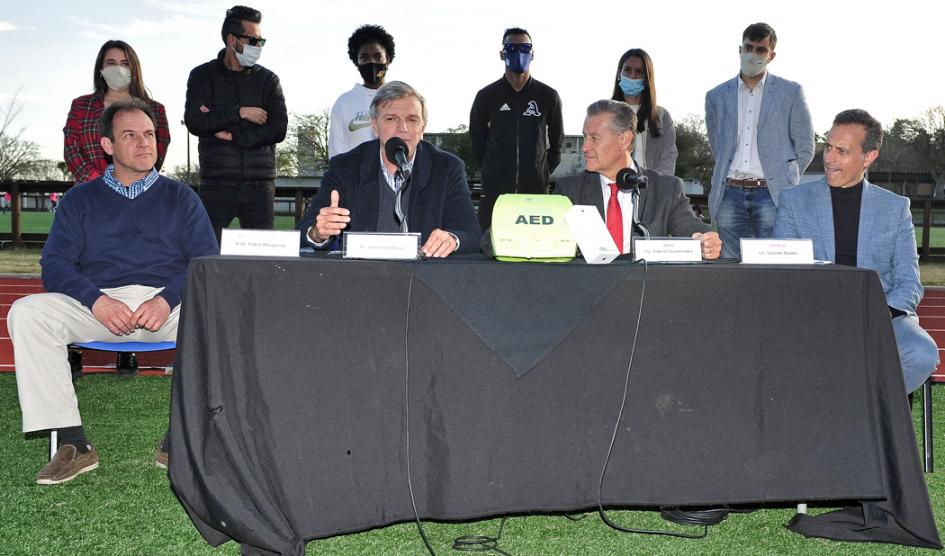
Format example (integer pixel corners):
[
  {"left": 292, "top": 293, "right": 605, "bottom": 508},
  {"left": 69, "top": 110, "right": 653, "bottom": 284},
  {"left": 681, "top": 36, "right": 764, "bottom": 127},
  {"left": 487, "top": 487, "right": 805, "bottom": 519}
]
[{"left": 726, "top": 178, "right": 767, "bottom": 188}]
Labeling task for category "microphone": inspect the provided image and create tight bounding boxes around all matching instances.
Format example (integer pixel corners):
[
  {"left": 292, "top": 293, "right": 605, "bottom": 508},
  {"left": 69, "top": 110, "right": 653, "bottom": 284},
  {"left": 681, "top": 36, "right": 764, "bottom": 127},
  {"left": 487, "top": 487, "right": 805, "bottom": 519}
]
[
  {"left": 615, "top": 167, "right": 648, "bottom": 191},
  {"left": 384, "top": 137, "right": 411, "bottom": 181},
  {"left": 615, "top": 167, "right": 650, "bottom": 252},
  {"left": 384, "top": 137, "right": 412, "bottom": 233}
]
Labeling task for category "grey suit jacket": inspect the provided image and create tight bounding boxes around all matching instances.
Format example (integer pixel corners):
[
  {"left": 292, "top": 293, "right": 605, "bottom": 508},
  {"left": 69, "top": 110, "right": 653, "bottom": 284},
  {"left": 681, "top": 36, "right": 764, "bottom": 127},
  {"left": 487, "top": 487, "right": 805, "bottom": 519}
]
[
  {"left": 773, "top": 178, "right": 922, "bottom": 314},
  {"left": 636, "top": 106, "right": 678, "bottom": 177},
  {"left": 553, "top": 169, "right": 709, "bottom": 237},
  {"left": 705, "top": 72, "right": 814, "bottom": 217}
]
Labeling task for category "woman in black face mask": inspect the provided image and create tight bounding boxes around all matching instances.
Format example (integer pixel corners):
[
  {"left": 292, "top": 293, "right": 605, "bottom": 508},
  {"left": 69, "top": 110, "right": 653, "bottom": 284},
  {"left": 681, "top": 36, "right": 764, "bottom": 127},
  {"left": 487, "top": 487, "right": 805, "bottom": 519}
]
[
  {"left": 610, "top": 48, "right": 677, "bottom": 177},
  {"left": 327, "top": 24, "right": 396, "bottom": 159}
]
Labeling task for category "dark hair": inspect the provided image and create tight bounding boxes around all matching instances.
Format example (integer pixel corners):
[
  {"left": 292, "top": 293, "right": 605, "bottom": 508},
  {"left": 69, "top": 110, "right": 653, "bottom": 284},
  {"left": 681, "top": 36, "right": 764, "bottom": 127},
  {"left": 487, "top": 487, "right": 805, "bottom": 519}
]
[
  {"left": 92, "top": 40, "right": 151, "bottom": 101},
  {"left": 610, "top": 48, "right": 662, "bottom": 138},
  {"left": 502, "top": 27, "right": 531, "bottom": 44},
  {"left": 742, "top": 22, "right": 777, "bottom": 50},
  {"left": 833, "top": 109, "right": 884, "bottom": 152},
  {"left": 99, "top": 98, "right": 156, "bottom": 141},
  {"left": 587, "top": 99, "right": 637, "bottom": 138},
  {"left": 221, "top": 5, "right": 261, "bottom": 45},
  {"left": 347, "top": 24, "right": 396, "bottom": 66}
]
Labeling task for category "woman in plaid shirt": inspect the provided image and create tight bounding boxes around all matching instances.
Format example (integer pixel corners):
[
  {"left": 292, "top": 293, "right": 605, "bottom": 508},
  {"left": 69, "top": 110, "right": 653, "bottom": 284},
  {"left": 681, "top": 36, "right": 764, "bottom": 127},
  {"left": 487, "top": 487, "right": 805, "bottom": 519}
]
[{"left": 63, "top": 40, "right": 170, "bottom": 184}]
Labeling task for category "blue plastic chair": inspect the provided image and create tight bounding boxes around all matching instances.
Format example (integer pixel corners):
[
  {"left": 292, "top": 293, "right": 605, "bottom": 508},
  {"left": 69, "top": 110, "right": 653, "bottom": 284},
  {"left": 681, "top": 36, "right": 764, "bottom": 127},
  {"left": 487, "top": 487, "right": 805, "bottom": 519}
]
[
  {"left": 51, "top": 341, "right": 176, "bottom": 459},
  {"left": 71, "top": 341, "right": 176, "bottom": 353}
]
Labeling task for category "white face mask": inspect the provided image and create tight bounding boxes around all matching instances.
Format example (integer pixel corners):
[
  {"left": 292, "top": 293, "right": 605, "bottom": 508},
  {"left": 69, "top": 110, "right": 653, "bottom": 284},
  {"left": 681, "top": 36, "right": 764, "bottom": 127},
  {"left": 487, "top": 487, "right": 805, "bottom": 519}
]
[
  {"left": 740, "top": 50, "right": 768, "bottom": 78},
  {"left": 101, "top": 65, "right": 132, "bottom": 91},
  {"left": 233, "top": 42, "right": 262, "bottom": 67}
]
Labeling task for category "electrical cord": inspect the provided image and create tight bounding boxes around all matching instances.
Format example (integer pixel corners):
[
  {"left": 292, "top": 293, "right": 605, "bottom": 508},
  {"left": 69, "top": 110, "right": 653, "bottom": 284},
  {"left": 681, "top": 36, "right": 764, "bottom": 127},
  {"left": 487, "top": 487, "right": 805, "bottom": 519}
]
[
  {"left": 403, "top": 262, "right": 514, "bottom": 556},
  {"left": 594, "top": 260, "right": 713, "bottom": 540},
  {"left": 660, "top": 508, "right": 730, "bottom": 527},
  {"left": 403, "top": 262, "right": 438, "bottom": 555},
  {"left": 451, "top": 517, "right": 512, "bottom": 556}
]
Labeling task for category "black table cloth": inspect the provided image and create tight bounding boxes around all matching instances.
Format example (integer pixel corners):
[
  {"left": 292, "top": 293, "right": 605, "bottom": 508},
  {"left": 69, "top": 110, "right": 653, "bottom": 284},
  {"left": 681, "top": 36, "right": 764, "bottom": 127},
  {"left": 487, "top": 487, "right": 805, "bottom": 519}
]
[{"left": 168, "top": 255, "right": 941, "bottom": 555}]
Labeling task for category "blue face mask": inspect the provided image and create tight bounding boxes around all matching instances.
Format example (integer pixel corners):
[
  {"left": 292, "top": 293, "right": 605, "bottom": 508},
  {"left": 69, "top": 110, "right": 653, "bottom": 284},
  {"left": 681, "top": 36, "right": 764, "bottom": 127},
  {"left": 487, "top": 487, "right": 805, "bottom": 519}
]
[
  {"left": 503, "top": 43, "right": 532, "bottom": 74},
  {"left": 619, "top": 76, "right": 645, "bottom": 97}
]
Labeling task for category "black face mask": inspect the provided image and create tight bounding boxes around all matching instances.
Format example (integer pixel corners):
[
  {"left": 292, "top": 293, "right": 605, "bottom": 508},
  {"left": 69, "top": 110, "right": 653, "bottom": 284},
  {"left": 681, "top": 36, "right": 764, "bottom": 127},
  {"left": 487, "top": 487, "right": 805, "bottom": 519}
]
[{"left": 358, "top": 63, "right": 387, "bottom": 88}]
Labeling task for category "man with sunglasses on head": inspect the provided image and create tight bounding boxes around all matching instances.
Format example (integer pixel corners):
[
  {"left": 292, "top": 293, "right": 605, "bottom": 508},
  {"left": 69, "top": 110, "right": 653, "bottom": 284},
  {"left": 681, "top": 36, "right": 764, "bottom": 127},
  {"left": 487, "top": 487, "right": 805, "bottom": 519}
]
[
  {"left": 469, "top": 27, "right": 564, "bottom": 231},
  {"left": 185, "top": 5, "right": 288, "bottom": 244}
]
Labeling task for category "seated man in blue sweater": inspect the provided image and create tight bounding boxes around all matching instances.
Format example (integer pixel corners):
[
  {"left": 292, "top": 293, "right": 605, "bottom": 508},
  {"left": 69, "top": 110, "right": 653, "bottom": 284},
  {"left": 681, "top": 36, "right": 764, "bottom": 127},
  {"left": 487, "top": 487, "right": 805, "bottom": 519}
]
[{"left": 8, "top": 99, "right": 218, "bottom": 484}]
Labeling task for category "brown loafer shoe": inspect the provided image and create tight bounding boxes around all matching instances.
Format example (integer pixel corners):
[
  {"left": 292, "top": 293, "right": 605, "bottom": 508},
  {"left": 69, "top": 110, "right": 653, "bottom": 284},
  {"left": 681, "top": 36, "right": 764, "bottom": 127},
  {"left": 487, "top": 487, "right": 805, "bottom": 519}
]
[
  {"left": 36, "top": 444, "right": 99, "bottom": 485},
  {"left": 155, "top": 440, "right": 168, "bottom": 469}
]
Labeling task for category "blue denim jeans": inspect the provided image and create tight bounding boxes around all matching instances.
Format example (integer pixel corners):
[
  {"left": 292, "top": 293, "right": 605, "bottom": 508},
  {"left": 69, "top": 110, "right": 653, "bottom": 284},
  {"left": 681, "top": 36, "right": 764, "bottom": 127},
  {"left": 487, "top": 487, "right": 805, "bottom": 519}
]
[
  {"left": 715, "top": 185, "right": 776, "bottom": 259},
  {"left": 893, "top": 314, "right": 939, "bottom": 393}
]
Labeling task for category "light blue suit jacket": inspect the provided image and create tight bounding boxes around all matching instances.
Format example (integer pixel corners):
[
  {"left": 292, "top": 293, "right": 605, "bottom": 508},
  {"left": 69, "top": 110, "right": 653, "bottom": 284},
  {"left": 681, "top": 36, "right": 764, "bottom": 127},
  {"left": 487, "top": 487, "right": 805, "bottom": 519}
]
[
  {"left": 705, "top": 73, "right": 814, "bottom": 218},
  {"left": 773, "top": 178, "right": 923, "bottom": 314}
]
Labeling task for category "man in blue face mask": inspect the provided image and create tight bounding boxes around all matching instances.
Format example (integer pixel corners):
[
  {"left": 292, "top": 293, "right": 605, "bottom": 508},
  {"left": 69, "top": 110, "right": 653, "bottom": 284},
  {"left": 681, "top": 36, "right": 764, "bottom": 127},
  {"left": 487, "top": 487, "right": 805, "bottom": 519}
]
[
  {"left": 469, "top": 27, "right": 565, "bottom": 231},
  {"left": 184, "top": 5, "right": 288, "bottom": 244}
]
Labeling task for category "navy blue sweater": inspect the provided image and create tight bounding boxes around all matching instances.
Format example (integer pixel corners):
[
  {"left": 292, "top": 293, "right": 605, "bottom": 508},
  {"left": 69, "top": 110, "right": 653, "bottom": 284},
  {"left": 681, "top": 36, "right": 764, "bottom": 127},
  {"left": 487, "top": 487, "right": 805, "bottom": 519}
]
[{"left": 41, "top": 176, "right": 218, "bottom": 310}]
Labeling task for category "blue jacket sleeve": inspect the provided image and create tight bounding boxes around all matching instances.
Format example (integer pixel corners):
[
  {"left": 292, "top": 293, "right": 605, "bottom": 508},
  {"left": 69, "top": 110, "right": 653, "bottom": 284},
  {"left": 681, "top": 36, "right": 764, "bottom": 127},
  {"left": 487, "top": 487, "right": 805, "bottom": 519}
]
[
  {"left": 157, "top": 188, "right": 219, "bottom": 309},
  {"left": 40, "top": 194, "right": 104, "bottom": 309},
  {"left": 790, "top": 85, "right": 815, "bottom": 174},
  {"left": 887, "top": 198, "right": 923, "bottom": 314},
  {"left": 704, "top": 91, "right": 719, "bottom": 156},
  {"left": 772, "top": 189, "right": 801, "bottom": 239},
  {"left": 298, "top": 165, "right": 345, "bottom": 247}
]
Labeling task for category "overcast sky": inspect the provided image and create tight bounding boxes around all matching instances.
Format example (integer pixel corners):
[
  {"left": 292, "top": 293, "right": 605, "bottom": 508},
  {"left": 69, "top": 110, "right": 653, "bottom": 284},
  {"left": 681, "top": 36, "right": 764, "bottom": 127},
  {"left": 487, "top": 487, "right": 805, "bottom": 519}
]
[{"left": 2, "top": 0, "right": 943, "bottom": 174}]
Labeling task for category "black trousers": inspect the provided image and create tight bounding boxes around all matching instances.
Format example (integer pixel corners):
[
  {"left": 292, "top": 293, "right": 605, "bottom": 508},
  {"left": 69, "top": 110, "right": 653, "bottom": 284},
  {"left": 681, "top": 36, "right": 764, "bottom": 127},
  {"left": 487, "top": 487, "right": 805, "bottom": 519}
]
[{"left": 198, "top": 179, "right": 275, "bottom": 243}]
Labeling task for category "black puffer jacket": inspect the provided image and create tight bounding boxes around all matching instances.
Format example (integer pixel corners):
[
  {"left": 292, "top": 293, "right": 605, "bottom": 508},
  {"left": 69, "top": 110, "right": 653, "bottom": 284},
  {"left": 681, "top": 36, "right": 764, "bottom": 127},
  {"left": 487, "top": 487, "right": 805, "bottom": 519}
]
[{"left": 184, "top": 50, "right": 288, "bottom": 181}]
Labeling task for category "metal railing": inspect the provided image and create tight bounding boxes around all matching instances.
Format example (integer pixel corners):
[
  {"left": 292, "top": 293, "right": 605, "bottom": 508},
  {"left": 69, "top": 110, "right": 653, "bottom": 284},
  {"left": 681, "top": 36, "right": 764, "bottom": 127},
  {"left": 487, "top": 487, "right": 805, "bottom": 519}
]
[{"left": 6, "top": 179, "right": 943, "bottom": 262}]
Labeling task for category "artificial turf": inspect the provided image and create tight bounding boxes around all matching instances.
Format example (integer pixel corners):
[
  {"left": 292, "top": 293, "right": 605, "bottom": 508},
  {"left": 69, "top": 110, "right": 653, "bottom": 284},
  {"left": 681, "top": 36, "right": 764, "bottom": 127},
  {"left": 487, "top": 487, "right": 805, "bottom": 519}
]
[{"left": 0, "top": 373, "right": 942, "bottom": 555}]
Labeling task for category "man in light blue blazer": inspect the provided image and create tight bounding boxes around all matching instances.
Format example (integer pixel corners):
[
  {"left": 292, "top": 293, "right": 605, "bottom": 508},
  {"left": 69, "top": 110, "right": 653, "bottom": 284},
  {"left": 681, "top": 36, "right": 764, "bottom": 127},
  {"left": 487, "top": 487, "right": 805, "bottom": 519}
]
[
  {"left": 706, "top": 22, "right": 814, "bottom": 259},
  {"left": 774, "top": 109, "right": 938, "bottom": 394}
]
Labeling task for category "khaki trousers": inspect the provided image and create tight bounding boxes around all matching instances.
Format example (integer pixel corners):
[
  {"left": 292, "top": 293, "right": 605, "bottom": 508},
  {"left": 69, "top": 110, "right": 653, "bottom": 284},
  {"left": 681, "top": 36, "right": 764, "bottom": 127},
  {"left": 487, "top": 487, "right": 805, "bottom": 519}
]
[{"left": 8, "top": 285, "right": 179, "bottom": 432}]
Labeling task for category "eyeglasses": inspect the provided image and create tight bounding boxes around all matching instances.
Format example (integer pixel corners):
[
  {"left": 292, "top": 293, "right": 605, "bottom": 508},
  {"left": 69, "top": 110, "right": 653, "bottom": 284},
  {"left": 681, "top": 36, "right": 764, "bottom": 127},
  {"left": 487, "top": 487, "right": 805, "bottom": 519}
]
[
  {"left": 235, "top": 34, "right": 267, "bottom": 47},
  {"left": 503, "top": 43, "right": 532, "bottom": 54}
]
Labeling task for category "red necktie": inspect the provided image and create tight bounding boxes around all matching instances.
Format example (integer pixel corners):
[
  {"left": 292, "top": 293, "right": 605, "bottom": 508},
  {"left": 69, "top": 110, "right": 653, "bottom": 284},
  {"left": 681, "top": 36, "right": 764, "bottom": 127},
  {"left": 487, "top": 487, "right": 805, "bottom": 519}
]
[{"left": 606, "top": 183, "right": 623, "bottom": 254}]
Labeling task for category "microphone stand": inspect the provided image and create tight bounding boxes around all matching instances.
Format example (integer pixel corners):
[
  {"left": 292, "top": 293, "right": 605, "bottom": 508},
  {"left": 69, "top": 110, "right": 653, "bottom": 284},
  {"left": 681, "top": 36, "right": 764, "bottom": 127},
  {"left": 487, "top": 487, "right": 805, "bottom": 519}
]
[
  {"left": 629, "top": 185, "right": 650, "bottom": 260},
  {"left": 394, "top": 170, "right": 410, "bottom": 233}
]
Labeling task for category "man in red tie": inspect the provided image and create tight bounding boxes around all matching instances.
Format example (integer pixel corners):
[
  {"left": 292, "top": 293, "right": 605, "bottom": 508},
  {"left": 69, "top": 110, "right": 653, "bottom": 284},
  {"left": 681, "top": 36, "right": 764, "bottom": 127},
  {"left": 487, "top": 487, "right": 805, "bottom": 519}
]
[{"left": 555, "top": 100, "right": 722, "bottom": 258}]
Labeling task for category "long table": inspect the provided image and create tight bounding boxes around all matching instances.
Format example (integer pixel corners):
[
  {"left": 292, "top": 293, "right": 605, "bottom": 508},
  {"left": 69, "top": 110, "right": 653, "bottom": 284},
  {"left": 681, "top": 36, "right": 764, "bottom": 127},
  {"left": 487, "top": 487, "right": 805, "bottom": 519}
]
[{"left": 168, "top": 255, "right": 941, "bottom": 555}]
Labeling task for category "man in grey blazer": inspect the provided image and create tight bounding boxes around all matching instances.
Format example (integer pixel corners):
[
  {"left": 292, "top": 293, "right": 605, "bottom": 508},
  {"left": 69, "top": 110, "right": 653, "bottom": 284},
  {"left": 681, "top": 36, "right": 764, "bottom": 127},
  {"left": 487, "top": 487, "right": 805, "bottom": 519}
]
[
  {"left": 774, "top": 109, "right": 938, "bottom": 393},
  {"left": 555, "top": 100, "right": 721, "bottom": 259},
  {"left": 705, "top": 22, "right": 814, "bottom": 259}
]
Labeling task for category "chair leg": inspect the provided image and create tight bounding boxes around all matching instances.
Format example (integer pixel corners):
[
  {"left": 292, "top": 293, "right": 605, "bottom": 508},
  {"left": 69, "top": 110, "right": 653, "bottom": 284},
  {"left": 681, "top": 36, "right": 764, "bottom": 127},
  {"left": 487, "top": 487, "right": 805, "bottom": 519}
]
[
  {"left": 923, "top": 378, "right": 933, "bottom": 473},
  {"left": 68, "top": 349, "right": 84, "bottom": 382},
  {"left": 49, "top": 430, "right": 58, "bottom": 460}
]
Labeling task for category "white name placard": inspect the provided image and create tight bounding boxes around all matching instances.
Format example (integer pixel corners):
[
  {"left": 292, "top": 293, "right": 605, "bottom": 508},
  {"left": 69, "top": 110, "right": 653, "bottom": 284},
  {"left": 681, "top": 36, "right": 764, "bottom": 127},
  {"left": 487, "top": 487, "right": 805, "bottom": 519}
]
[
  {"left": 220, "top": 229, "right": 300, "bottom": 257},
  {"left": 343, "top": 232, "right": 421, "bottom": 260},
  {"left": 740, "top": 238, "right": 814, "bottom": 264},
  {"left": 633, "top": 238, "right": 702, "bottom": 262},
  {"left": 564, "top": 205, "right": 619, "bottom": 264}
]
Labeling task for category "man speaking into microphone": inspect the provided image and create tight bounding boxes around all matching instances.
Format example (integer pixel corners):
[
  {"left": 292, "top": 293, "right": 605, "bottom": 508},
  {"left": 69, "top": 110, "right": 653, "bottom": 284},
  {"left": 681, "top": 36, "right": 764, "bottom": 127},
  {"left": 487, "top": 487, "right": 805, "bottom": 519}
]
[
  {"left": 300, "top": 81, "right": 480, "bottom": 257},
  {"left": 555, "top": 100, "right": 722, "bottom": 259}
]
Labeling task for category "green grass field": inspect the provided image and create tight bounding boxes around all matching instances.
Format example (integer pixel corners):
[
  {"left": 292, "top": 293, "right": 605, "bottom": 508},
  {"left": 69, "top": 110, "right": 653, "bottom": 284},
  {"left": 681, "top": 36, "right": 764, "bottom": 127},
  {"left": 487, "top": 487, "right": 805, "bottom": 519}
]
[
  {"left": 0, "top": 373, "right": 942, "bottom": 555},
  {"left": 8, "top": 224, "right": 945, "bottom": 285}
]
